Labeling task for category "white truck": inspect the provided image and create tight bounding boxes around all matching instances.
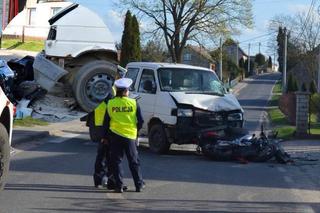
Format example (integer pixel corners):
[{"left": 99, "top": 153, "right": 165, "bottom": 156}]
[
  {"left": 0, "top": 86, "right": 14, "bottom": 190},
  {"left": 33, "top": 4, "right": 119, "bottom": 112},
  {"left": 126, "top": 62, "right": 244, "bottom": 153}
]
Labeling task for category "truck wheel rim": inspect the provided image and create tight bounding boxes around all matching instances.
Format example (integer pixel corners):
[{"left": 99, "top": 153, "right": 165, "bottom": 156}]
[{"left": 86, "top": 74, "right": 113, "bottom": 102}]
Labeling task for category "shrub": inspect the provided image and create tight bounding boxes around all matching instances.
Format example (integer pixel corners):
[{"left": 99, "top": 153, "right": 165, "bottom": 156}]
[{"left": 310, "top": 81, "right": 317, "bottom": 94}]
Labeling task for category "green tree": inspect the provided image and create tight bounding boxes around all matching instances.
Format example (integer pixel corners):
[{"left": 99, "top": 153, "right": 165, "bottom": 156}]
[
  {"left": 255, "top": 53, "right": 266, "bottom": 66},
  {"left": 301, "top": 82, "right": 307, "bottom": 92},
  {"left": 239, "top": 58, "right": 245, "bottom": 69},
  {"left": 120, "top": 10, "right": 133, "bottom": 67},
  {"left": 131, "top": 15, "right": 141, "bottom": 62},
  {"left": 287, "top": 74, "right": 296, "bottom": 92},
  {"left": 142, "top": 40, "right": 167, "bottom": 62},
  {"left": 277, "top": 27, "right": 285, "bottom": 73},
  {"left": 310, "top": 81, "right": 317, "bottom": 94},
  {"left": 244, "top": 59, "right": 256, "bottom": 76},
  {"left": 268, "top": 56, "right": 272, "bottom": 68}
]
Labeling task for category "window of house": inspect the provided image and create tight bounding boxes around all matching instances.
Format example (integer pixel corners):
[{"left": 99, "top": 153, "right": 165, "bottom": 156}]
[
  {"left": 51, "top": 7, "right": 62, "bottom": 16},
  {"left": 28, "top": 8, "right": 36, "bottom": 25},
  {"left": 183, "top": 53, "right": 192, "bottom": 61}
]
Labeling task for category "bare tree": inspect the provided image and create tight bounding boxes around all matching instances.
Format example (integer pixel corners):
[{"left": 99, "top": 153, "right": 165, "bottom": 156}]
[
  {"left": 120, "top": 0, "right": 253, "bottom": 63},
  {"left": 268, "top": 9, "right": 320, "bottom": 89},
  {"left": 269, "top": 9, "right": 320, "bottom": 53}
]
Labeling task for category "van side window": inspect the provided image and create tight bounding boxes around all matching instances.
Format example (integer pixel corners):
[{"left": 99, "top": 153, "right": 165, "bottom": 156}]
[
  {"left": 138, "top": 69, "right": 156, "bottom": 94},
  {"left": 125, "top": 68, "right": 140, "bottom": 91}
]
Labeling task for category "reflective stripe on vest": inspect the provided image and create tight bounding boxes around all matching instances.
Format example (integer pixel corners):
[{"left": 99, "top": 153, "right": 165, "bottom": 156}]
[
  {"left": 94, "top": 101, "right": 107, "bottom": 126},
  {"left": 107, "top": 97, "right": 137, "bottom": 140}
]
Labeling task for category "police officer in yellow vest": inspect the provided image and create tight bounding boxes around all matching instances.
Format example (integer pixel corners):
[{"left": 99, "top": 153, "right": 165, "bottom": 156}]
[
  {"left": 102, "top": 77, "right": 144, "bottom": 193},
  {"left": 92, "top": 90, "right": 116, "bottom": 188},
  {"left": 92, "top": 67, "right": 125, "bottom": 189}
]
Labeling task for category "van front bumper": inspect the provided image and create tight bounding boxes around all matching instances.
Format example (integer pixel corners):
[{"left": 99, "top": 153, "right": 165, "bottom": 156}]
[{"left": 165, "top": 114, "right": 243, "bottom": 145}]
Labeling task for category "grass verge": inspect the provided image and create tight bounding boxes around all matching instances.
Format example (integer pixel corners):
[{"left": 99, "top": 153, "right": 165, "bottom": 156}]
[
  {"left": 268, "top": 80, "right": 320, "bottom": 139},
  {"left": 268, "top": 80, "right": 296, "bottom": 140},
  {"left": 1, "top": 39, "right": 44, "bottom": 52},
  {"left": 14, "top": 116, "right": 49, "bottom": 127}
]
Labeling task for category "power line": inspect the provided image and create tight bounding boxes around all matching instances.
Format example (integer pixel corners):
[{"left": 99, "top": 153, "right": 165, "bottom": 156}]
[
  {"left": 239, "top": 31, "right": 276, "bottom": 44},
  {"left": 293, "top": 0, "right": 316, "bottom": 44}
]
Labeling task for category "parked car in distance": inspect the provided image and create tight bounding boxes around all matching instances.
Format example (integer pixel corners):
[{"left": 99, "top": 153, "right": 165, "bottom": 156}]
[{"left": 126, "top": 62, "right": 244, "bottom": 154}]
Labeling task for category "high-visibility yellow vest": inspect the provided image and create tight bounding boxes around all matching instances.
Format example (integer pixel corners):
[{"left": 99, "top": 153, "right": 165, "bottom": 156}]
[
  {"left": 94, "top": 101, "right": 107, "bottom": 126},
  {"left": 107, "top": 97, "right": 137, "bottom": 140},
  {"left": 94, "top": 86, "right": 116, "bottom": 126}
]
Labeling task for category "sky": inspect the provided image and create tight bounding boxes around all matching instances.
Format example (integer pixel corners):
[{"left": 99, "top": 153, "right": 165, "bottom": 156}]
[
  {"left": 0, "top": 0, "right": 315, "bottom": 57},
  {"left": 70, "top": 0, "right": 314, "bottom": 57}
]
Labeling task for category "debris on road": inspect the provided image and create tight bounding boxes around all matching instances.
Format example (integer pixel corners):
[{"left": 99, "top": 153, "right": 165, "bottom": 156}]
[
  {"left": 197, "top": 126, "right": 296, "bottom": 164},
  {"left": 1, "top": 56, "right": 85, "bottom": 123},
  {"left": 31, "top": 95, "right": 85, "bottom": 122}
]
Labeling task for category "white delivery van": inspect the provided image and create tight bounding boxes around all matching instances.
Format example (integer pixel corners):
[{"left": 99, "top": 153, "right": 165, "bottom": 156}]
[{"left": 126, "top": 62, "right": 244, "bottom": 153}]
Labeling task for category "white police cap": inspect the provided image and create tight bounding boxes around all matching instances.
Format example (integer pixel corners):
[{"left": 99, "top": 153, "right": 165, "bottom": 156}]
[{"left": 114, "top": 78, "right": 133, "bottom": 89}]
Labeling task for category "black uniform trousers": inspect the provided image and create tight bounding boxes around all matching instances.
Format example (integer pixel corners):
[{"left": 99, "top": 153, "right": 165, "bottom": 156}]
[
  {"left": 93, "top": 142, "right": 114, "bottom": 187},
  {"left": 109, "top": 132, "right": 143, "bottom": 189}
]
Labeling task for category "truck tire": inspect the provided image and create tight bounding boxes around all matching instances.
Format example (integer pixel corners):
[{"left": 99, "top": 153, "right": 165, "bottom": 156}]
[
  {"left": 73, "top": 60, "right": 117, "bottom": 112},
  {"left": 148, "top": 124, "right": 170, "bottom": 154},
  {"left": 0, "top": 123, "right": 10, "bottom": 190}
]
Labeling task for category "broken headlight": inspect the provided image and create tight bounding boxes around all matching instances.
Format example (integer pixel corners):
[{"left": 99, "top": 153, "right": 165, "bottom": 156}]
[
  {"left": 177, "top": 109, "right": 193, "bottom": 117},
  {"left": 227, "top": 112, "right": 243, "bottom": 121}
]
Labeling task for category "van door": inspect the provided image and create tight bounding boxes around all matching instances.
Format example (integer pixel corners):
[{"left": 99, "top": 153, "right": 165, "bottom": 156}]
[{"left": 137, "top": 69, "right": 157, "bottom": 135}]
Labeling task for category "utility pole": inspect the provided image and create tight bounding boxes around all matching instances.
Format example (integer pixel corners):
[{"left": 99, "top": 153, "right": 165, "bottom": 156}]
[
  {"left": 259, "top": 42, "right": 261, "bottom": 54},
  {"left": 247, "top": 43, "right": 251, "bottom": 75},
  {"left": 236, "top": 42, "right": 239, "bottom": 66},
  {"left": 219, "top": 37, "right": 223, "bottom": 81},
  {"left": 274, "top": 51, "right": 276, "bottom": 72},
  {"left": 282, "top": 28, "right": 287, "bottom": 94}
]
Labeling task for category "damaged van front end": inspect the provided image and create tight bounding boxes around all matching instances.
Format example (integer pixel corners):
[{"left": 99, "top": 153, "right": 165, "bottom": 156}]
[{"left": 166, "top": 92, "right": 244, "bottom": 144}]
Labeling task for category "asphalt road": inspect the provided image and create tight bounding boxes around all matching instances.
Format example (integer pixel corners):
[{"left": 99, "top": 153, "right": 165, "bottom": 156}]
[
  {"left": 1, "top": 73, "right": 319, "bottom": 212},
  {"left": 235, "top": 72, "right": 281, "bottom": 132}
]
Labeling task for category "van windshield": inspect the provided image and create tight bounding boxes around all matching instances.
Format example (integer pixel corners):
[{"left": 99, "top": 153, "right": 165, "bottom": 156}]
[{"left": 158, "top": 68, "right": 226, "bottom": 96}]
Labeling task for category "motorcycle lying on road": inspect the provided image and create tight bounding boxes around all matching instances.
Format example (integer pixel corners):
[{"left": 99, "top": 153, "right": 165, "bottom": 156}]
[{"left": 196, "top": 126, "right": 292, "bottom": 163}]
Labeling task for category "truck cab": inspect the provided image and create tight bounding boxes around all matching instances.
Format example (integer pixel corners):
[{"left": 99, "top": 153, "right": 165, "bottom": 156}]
[
  {"left": 33, "top": 3, "right": 119, "bottom": 112},
  {"left": 126, "top": 62, "right": 244, "bottom": 153}
]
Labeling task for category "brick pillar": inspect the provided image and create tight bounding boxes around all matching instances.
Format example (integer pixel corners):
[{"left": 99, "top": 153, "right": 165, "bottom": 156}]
[{"left": 295, "top": 92, "right": 310, "bottom": 136}]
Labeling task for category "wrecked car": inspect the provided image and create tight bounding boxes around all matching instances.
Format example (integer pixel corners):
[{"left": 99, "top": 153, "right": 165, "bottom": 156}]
[
  {"left": 0, "top": 59, "right": 15, "bottom": 104},
  {"left": 125, "top": 62, "right": 244, "bottom": 154}
]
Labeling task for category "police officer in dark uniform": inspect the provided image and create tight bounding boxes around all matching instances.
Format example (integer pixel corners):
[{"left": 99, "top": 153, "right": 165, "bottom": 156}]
[
  {"left": 102, "top": 78, "right": 144, "bottom": 193},
  {"left": 91, "top": 92, "right": 115, "bottom": 188},
  {"left": 91, "top": 66, "right": 127, "bottom": 189}
]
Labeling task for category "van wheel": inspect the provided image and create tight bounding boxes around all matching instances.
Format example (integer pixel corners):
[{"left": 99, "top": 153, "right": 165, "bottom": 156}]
[
  {"left": 148, "top": 124, "right": 170, "bottom": 154},
  {"left": 0, "top": 123, "right": 10, "bottom": 190},
  {"left": 73, "top": 60, "right": 117, "bottom": 112}
]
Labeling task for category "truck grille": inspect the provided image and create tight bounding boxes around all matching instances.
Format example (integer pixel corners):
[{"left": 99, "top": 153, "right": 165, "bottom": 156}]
[{"left": 194, "top": 110, "right": 242, "bottom": 127}]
